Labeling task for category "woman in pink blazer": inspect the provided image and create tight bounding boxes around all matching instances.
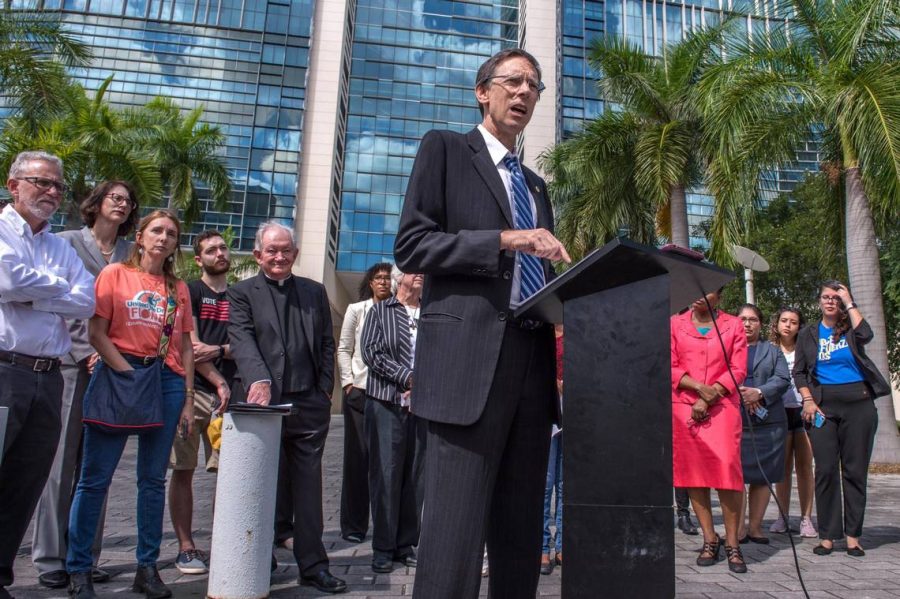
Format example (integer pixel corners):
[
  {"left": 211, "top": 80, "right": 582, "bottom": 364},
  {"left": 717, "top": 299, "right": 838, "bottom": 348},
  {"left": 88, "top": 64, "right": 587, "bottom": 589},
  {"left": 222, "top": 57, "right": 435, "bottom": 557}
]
[{"left": 671, "top": 289, "right": 748, "bottom": 573}]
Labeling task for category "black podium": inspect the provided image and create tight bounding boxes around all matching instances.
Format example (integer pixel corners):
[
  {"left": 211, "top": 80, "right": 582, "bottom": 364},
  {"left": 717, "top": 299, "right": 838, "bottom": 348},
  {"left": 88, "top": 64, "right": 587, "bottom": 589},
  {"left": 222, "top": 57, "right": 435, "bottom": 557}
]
[{"left": 516, "top": 238, "right": 735, "bottom": 598}]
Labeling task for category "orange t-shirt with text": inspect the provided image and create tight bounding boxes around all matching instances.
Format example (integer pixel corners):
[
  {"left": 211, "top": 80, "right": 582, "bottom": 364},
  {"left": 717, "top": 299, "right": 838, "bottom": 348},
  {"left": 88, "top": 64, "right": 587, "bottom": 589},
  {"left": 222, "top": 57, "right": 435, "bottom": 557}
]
[{"left": 94, "top": 263, "right": 193, "bottom": 376}]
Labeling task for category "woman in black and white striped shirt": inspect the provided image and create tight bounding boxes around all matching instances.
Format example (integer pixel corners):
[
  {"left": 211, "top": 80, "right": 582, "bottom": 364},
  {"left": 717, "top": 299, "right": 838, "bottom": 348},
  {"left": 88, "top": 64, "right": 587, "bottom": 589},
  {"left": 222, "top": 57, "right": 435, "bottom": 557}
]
[{"left": 361, "top": 266, "right": 426, "bottom": 574}]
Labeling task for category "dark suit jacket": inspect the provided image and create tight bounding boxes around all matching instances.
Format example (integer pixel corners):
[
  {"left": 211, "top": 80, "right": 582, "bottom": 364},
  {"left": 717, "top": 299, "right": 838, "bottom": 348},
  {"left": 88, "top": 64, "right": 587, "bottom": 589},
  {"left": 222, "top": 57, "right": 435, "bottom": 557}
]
[
  {"left": 793, "top": 319, "right": 891, "bottom": 399},
  {"left": 394, "top": 128, "right": 556, "bottom": 425},
  {"left": 227, "top": 272, "right": 335, "bottom": 405}
]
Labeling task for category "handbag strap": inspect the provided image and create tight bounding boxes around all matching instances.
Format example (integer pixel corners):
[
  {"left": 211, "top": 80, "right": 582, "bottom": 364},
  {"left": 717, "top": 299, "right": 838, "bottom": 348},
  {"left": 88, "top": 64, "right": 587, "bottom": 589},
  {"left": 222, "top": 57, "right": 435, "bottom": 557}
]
[{"left": 157, "top": 280, "right": 179, "bottom": 359}]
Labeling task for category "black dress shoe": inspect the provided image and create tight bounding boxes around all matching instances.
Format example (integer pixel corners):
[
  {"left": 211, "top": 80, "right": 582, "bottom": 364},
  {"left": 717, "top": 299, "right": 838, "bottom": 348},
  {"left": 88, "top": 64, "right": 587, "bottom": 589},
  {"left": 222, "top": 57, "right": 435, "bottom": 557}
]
[
  {"left": 68, "top": 571, "right": 97, "bottom": 599},
  {"left": 677, "top": 514, "right": 699, "bottom": 535},
  {"left": 342, "top": 532, "right": 365, "bottom": 543},
  {"left": 846, "top": 545, "right": 866, "bottom": 557},
  {"left": 299, "top": 570, "right": 347, "bottom": 594},
  {"left": 739, "top": 534, "right": 770, "bottom": 545},
  {"left": 91, "top": 567, "right": 110, "bottom": 583},
  {"left": 372, "top": 555, "right": 394, "bottom": 573},
  {"left": 393, "top": 552, "right": 417, "bottom": 567},
  {"left": 813, "top": 543, "right": 834, "bottom": 555},
  {"left": 39, "top": 569, "right": 69, "bottom": 589},
  {"left": 131, "top": 565, "right": 171, "bottom": 599}
]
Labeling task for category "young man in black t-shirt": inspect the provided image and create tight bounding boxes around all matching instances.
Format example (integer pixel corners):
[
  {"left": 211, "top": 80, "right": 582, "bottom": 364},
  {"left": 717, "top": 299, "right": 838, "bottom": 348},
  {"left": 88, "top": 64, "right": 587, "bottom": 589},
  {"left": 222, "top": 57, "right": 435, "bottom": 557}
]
[{"left": 168, "top": 230, "right": 235, "bottom": 575}]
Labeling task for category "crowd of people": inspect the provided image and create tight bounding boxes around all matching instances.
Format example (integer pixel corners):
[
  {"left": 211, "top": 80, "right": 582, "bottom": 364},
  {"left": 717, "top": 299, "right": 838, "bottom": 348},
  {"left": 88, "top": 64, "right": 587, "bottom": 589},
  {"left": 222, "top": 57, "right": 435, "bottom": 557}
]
[
  {"left": 0, "top": 44, "right": 893, "bottom": 599},
  {"left": 672, "top": 285, "right": 889, "bottom": 574}
]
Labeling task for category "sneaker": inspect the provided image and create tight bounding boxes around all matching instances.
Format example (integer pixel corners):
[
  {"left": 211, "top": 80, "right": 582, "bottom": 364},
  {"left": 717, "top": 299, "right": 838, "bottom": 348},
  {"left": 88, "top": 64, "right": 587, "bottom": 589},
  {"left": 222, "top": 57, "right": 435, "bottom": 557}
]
[
  {"left": 769, "top": 516, "right": 787, "bottom": 534},
  {"left": 175, "top": 549, "right": 209, "bottom": 575},
  {"left": 800, "top": 517, "right": 818, "bottom": 538}
]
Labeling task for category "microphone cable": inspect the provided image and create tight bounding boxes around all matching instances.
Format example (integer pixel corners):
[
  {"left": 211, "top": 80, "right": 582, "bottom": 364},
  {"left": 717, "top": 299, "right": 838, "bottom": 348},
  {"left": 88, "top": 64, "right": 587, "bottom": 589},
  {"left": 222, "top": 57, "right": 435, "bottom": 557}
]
[{"left": 702, "top": 294, "right": 810, "bottom": 599}]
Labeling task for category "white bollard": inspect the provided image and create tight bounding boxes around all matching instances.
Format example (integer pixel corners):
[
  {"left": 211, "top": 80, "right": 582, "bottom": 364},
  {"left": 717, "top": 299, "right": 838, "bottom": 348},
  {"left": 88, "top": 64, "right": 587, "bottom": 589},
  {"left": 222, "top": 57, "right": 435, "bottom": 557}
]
[{"left": 207, "top": 411, "right": 284, "bottom": 599}]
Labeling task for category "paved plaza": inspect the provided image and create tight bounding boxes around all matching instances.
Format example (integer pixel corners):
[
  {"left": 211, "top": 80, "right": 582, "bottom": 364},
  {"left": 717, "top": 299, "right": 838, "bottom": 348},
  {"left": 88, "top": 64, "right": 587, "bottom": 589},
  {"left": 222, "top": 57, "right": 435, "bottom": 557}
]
[{"left": 10, "top": 416, "right": 900, "bottom": 598}]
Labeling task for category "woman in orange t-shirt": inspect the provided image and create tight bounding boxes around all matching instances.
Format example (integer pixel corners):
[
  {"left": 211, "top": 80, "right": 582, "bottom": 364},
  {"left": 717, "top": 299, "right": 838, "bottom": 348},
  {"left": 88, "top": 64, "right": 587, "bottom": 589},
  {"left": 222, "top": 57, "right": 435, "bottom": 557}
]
[{"left": 67, "top": 210, "right": 194, "bottom": 599}]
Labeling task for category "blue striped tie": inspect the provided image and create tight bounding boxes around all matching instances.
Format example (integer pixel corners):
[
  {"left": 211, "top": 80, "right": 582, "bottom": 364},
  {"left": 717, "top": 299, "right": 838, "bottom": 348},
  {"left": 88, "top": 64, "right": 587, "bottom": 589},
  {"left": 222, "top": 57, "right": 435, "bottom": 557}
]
[{"left": 502, "top": 154, "right": 545, "bottom": 301}]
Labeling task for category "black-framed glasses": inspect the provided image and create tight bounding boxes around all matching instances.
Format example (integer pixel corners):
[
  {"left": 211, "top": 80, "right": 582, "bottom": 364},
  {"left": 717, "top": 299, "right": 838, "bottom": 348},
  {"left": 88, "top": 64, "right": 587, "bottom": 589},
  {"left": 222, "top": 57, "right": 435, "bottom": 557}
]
[
  {"left": 820, "top": 295, "right": 841, "bottom": 303},
  {"left": 484, "top": 73, "right": 545, "bottom": 95},
  {"left": 16, "top": 176, "right": 69, "bottom": 195}
]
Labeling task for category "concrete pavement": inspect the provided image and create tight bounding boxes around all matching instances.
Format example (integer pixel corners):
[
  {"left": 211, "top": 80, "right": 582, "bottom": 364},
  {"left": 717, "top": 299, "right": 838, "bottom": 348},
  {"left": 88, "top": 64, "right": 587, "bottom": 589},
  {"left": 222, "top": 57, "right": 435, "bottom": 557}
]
[{"left": 9, "top": 416, "right": 900, "bottom": 598}]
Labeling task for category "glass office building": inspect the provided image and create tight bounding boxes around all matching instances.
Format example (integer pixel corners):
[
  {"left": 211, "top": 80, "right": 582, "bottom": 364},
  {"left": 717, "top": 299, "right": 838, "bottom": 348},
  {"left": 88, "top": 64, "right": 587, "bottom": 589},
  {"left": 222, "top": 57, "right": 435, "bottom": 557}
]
[
  {"left": 11, "top": 0, "right": 314, "bottom": 250},
  {"left": 6, "top": 0, "right": 819, "bottom": 286},
  {"left": 335, "top": 0, "right": 519, "bottom": 272}
]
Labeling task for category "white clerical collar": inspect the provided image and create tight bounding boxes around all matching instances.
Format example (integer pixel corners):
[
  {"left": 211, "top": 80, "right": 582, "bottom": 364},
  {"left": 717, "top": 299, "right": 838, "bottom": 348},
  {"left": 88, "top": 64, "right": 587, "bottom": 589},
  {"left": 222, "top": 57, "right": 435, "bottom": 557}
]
[
  {"left": 263, "top": 272, "right": 292, "bottom": 286},
  {"left": 477, "top": 125, "right": 516, "bottom": 167}
]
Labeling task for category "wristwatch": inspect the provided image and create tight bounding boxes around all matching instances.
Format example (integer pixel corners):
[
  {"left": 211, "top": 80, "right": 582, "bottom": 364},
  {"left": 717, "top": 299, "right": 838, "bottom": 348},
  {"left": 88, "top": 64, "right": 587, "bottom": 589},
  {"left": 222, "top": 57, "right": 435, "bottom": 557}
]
[{"left": 217, "top": 345, "right": 225, "bottom": 358}]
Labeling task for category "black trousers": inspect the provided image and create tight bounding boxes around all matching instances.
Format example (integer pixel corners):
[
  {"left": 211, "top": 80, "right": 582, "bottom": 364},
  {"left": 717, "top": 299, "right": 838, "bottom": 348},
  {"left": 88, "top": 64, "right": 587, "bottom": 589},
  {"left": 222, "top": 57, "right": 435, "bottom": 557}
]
[
  {"left": 364, "top": 397, "right": 425, "bottom": 559},
  {"left": 275, "top": 392, "right": 332, "bottom": 576},
  {"left": 0, "top": 362, "right": 63, "bottom": 587},
  {"left": 808, "top": 382, "right": 877, "bottom": 539},
  {"left": 413, "top": 325, "right": 555, "bottom": 599},
  {"left": 340, "top": 386, "right": 370, "bottom": 539},
  {"left": 674, "top": 488, "right": 691, "bottom": 517}
]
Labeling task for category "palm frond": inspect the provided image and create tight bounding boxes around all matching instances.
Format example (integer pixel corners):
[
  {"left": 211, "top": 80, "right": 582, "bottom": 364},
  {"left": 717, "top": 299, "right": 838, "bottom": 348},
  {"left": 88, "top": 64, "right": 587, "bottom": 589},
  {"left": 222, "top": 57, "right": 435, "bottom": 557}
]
[{"left": 588, "top": 36, "right": 669, "bottom": 121}]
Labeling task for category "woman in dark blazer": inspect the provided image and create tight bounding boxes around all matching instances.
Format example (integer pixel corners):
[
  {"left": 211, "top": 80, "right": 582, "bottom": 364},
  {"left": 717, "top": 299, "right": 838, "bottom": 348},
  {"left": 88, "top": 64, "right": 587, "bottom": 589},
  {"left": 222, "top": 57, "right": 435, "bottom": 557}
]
[
  {"left": 361, "top": 266, "right": 426, "bottom": 574},
  {"left": 794, "top": 280, "right": 890, "bottom": 557},
  {"left": 736, "top": 304, "right": 790, "bottom": 545}
]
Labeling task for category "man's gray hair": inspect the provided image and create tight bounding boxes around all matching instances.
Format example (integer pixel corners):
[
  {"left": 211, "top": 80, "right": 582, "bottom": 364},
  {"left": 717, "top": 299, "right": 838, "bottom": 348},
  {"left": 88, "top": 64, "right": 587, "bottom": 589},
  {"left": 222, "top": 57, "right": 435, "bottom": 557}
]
[
  {"left": 8, "top": 150, "right": 64, "bottom": 179},
  {"left": 391, "top": 264, "right": 405, "bottom": 295},
  {"left": 254, "top": 221, "right": 296, "bottom": 251}
]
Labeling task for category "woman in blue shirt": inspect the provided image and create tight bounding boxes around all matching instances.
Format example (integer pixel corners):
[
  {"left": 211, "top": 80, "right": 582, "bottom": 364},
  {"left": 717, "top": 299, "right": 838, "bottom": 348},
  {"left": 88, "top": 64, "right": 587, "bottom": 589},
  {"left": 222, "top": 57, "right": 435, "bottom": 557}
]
[{"left": 793, "top": 281, "right": 891, "bottom": 557}]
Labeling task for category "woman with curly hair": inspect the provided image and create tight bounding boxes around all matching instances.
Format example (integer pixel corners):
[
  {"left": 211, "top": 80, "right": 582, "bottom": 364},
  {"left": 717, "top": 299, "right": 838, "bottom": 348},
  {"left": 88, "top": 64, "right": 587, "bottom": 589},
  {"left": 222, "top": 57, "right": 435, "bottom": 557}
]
[{"left": 768, "top": 307, "right": 818, "bottom": 538}]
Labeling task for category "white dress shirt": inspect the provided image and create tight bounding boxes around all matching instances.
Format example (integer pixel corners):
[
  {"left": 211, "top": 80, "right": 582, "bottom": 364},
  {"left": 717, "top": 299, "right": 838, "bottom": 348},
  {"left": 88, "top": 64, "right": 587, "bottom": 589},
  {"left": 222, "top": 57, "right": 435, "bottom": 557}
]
[
  {"left": 476, "top": 124, "right": 539, "bottom": 306},
  {"left": 0, "top": 205, "right": 96, "bottom": 357}
]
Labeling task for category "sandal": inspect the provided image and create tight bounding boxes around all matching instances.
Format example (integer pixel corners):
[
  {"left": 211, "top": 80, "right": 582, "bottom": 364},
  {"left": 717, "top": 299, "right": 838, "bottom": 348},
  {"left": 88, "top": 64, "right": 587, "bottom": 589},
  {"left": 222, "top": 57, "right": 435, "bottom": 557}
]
[
  {"left": 696, "top": 535, "right": 722, "bottom": 566},
  {"left": 724, "top": 545, "right": 747, "bottom": 573}
]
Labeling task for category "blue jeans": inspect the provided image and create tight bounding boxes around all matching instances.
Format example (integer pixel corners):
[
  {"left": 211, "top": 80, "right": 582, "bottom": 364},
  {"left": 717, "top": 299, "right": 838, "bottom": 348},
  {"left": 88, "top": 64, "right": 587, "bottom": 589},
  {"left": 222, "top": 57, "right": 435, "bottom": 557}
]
[
  {"left": 66, "top": 362, "right": 184, "bottom": 573},
  {"left": 542, "top": 433, "right": 563, "bottom": 554}
]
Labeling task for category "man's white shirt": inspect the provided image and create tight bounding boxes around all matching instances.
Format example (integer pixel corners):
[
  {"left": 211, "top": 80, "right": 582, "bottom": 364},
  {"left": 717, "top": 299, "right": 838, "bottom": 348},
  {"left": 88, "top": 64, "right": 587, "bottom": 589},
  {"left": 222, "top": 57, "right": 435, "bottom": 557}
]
[
  {"left": 0, "top": 205, "right": 95, "bottom": 356},
  {"left": 476, "top": 124, "right": 539, "bottom": 307}
]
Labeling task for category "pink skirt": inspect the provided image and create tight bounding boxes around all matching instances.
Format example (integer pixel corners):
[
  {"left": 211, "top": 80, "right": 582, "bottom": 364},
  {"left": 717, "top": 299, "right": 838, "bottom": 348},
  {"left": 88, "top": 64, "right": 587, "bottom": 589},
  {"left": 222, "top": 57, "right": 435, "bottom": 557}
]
[{"left": 672, "top": 399, "right": 743, "bottom": 491}]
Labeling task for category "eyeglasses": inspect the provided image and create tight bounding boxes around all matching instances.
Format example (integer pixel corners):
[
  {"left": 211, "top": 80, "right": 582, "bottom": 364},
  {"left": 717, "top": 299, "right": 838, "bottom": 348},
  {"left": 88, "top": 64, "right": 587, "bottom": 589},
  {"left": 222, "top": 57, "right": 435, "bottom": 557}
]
[
  {"left": 484, "top": 73, "right": 545, "bottom": 95},
  {"left": 16, "top": 176, "right": 68, "bottom": 195},
  {"left": 104, "top": 192, "right": 134, "bottom": 206},
  {"left": 820, "top": 295, "right": 841, "bottom": 303}
]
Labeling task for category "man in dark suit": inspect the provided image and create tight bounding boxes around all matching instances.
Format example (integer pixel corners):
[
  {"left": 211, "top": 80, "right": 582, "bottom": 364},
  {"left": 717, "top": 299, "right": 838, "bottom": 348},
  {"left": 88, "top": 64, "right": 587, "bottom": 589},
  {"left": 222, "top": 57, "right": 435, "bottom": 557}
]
[
  {"left": 227, "top": 222, "right": 346, "bottom": 594},
  {"left": 395, "top": 49, "right": 570, "bottom": 599}
]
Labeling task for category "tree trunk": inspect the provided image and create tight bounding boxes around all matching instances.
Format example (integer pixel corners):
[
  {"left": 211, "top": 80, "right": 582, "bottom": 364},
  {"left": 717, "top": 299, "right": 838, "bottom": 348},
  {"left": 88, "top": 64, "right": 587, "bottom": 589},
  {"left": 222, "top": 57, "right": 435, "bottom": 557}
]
[
  {"left": 669, "top": 184, "right": 689, "bottom": 248},
  {"left": 845, "top": 167, "right": 900, "bottom": 463}
]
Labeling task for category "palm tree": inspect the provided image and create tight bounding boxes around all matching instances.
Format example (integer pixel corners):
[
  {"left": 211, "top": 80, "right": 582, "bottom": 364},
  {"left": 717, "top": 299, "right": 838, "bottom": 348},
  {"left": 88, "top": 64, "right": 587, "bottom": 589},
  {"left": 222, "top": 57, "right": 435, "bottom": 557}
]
[
  {"left": 541, "top": 22, "right": 764, "bottom": 263},
  {"left": 700, "top": 0, "right": 900, "bottom": 461},
  {"left": 0, "top": 6, "right": 91, "bottom": 130},
  {"left": 132, "top": 97, "right": 231, "bottom": 227},
  {"left": 0, "top": 78, "right": 162, "bottom": 223}
]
